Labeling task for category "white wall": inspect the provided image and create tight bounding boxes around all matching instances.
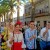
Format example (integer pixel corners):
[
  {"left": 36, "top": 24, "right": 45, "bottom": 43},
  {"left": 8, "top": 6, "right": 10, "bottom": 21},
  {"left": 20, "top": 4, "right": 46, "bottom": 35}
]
[
  {"left": 25, "top": 4, "right": 32, "bottom": 16},
  {"left": 35, "top": 0, "right": 49, "bottom": 14},
  {"left": 48, "top": 0, "right": 50, "bottom": 13},
  {"left": 35, "top": 16, "right": 50, "bottom": 27}
]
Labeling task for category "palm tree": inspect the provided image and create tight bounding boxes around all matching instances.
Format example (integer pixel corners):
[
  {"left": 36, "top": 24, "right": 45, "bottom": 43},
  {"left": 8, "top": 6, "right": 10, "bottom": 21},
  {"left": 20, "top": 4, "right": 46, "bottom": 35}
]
[
  {"left": 0, "top": 0, "right": 16, "bottom": 22},
  {"left": 17, "top": 0, "right": 20, "bottom": 21},
  {"left": 17, "top": 0, "right": 29, "bottom": 21},
  {"left": 8, "top": 0, "right": 16, "bottom": 22},
  {"left": 0, "top": 0, "right": 10, "bottom": 22},
  {"left": 16, "top": 0, "right": 25, "bottom": 21},
  {"left": 0, "top": 6, "right": 3, "bottom": 22}
]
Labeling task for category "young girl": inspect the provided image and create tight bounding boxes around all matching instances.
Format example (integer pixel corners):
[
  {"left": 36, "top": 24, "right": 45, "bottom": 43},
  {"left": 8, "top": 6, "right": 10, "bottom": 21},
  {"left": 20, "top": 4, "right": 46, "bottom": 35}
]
[{"left": 6, "top": 22, "right": 26, "bottom": 50}]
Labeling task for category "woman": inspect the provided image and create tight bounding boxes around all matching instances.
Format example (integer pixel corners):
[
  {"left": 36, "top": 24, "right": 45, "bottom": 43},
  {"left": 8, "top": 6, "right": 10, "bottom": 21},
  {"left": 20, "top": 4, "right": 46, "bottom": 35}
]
[{"left": 6, "top": 22, "right": 26, "bottom": 50}]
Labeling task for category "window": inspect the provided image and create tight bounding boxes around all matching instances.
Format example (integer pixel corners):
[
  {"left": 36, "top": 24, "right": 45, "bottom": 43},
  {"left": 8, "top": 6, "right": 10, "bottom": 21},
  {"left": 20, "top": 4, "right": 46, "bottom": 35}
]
[{"left": 44, "top": 21, "right": 47, "bottom": 27}]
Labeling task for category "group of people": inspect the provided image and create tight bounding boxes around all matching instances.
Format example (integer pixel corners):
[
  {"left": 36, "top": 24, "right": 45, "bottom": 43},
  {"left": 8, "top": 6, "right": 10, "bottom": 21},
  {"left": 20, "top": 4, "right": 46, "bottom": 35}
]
[{"left": 0, "top": 20, "right": 50, "bottom": 50}]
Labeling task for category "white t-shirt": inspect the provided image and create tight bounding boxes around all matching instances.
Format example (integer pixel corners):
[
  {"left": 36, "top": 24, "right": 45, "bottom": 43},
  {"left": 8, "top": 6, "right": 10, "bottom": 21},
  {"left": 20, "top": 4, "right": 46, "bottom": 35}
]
[
  {"left": 47, "top": 29, "right": 50, "bottom": 41},
  {"left": 40, "top": 27, "right": 50, "bottom": 41}
]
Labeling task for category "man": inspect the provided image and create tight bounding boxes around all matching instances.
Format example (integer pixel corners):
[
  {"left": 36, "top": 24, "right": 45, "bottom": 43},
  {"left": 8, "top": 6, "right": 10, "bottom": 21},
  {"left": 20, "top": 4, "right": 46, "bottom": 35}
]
[
  {"left": 25, "top": 21, "right": 37, "bottom": 50},
  {"left": 39, "top": 22, "right": 50, "bottom": 50}
]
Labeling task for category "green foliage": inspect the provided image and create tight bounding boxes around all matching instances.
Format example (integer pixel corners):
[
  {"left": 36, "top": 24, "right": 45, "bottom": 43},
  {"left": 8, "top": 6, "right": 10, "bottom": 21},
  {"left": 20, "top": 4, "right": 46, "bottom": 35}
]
[
  {"left": 0, "top": 0, "right": 10, "bottom": 14},
  {"left": 0, "top": 0, "right": 16, "bottom": 14}
]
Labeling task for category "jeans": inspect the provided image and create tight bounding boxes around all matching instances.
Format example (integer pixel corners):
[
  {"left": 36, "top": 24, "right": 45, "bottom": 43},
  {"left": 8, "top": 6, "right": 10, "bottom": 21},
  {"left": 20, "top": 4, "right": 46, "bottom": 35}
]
[{"left": 40, "top": 40, "right": 50, "bottom": 50}]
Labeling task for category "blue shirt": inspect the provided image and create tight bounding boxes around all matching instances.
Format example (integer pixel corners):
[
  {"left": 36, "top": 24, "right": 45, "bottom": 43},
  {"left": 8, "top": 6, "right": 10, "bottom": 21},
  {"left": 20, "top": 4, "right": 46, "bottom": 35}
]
[{"left": 25, "top": 28, "right": 37, "bottom": 49}]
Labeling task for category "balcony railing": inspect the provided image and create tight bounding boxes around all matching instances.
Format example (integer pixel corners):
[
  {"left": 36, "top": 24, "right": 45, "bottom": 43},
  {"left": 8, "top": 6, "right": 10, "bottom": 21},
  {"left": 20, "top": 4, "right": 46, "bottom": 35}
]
[{"left": 34, "top": 12, "right": 50, "bottom": 18}]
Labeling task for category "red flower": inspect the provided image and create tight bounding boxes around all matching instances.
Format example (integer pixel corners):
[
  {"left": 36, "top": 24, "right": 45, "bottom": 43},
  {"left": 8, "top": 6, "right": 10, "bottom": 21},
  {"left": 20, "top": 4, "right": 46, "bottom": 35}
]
[{"left": 16, "top": 20, "right": 22, "bottom": 25}]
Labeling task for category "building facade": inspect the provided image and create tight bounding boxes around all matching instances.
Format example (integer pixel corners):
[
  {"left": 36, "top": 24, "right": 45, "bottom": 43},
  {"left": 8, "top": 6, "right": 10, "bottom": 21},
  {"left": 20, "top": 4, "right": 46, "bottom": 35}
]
[
  {"left": 34, "top": 0, "right": 50, "bottom": 28},
  {"left": 24, "top": 3, "right": 32, "bottom": 23}
]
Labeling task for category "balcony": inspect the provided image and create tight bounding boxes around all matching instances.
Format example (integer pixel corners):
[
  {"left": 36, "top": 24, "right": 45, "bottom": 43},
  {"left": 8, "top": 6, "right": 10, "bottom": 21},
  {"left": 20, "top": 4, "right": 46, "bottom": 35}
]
[{"left": 34, "top": 12, "right": 50, "bottom": 18}]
